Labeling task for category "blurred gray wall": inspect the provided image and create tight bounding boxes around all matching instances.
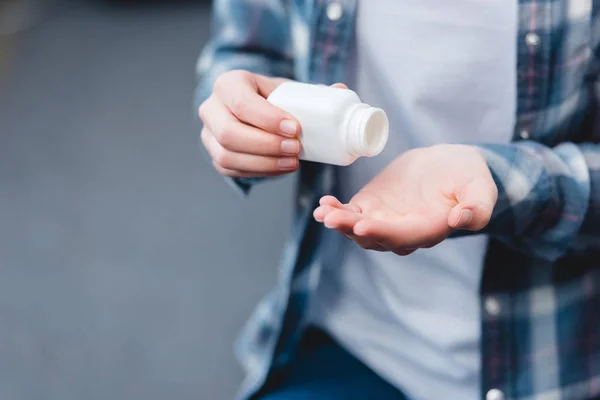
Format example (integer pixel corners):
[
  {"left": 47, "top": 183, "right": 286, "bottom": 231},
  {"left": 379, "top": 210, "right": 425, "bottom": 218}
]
[{"left": 0, "top": 2, "right": 295, "bottom": 399}]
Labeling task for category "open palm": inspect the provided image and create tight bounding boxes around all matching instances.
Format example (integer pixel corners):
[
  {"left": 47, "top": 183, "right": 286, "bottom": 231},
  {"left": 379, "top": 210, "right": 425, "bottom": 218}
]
[{"left": 313, "top": 144, "right": 498, "bottom": 255}]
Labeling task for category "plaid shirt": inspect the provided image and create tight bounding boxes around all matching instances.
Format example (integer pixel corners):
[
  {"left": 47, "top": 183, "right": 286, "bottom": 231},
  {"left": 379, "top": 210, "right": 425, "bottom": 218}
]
[{"left": 195, "top": 1, "right": 600, "bottom": 399}]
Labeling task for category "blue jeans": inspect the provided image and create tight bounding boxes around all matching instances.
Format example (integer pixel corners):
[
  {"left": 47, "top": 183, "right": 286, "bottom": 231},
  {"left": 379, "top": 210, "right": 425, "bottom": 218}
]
[{"left": 257, "top": 328, "right": 409, "bottom": 400}]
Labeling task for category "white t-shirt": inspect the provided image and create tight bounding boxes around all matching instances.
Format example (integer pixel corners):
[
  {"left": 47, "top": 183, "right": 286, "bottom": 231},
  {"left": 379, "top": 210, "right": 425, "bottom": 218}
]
[{"left": 308, "top": 1, "right": 517, "bottom": 399}]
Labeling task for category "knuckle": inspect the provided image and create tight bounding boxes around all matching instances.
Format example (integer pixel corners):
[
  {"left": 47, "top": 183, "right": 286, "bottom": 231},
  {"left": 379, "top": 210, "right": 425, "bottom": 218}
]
[
  {"left": 200, "top": 128, "right": 207, "bottom": 143},
  {"left": 477, "top": 212, "right": 492, "bottom": 230},
  {"left": 222, "top": 168, "right": 240, "bottom": 178},
  {"left": 491, "top": 184, "right": 499, "bottom": 199},
  {"left": 213, "top": 72, "right": 229, "bottom": 93},
  {"left": 356, "top": 239, "right": 375, "bottom": 249},
  {"left": 481, "top": 207, "right": 493, "bottom": 223},
  {"left": 213, "top": 162, "right": 235, "bottom": 177},
  {"left": 213, "top": 147, "right": 232, "bottom": 169},
  {"left": 198, "top": 100, "right": 209, "bottom": 121},
  {"left": 214, "top": 70, "right": 250, "bottom": 93},
  {"left": 219, "top": 169, "right": 234, "bottom": 177},
  {"left": 230, "top": 69, "right": 251, "bottom": 81},
  {"left": 200, "top": 128, "right": 211, "bottom": 149},
  {"left": 228, "top": 93, "right": 246, "bottom": 117},
  {"left": 215, "top": 122, "right": 236, "bottom": 148},
  {"left": 421, "top": 240, "right": 439, "bottom": 249}
]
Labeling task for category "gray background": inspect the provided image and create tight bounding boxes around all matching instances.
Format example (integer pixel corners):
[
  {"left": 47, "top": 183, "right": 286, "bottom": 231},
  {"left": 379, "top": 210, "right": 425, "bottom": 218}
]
[{"left": 0, "top": 1, "right": 295, "bottom": 399}]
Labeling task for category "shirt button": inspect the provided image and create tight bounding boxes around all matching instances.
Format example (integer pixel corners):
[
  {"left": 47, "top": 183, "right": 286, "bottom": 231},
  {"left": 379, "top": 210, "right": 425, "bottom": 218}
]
[
  {"left": 486, "top": 389, "right": 505, "bottom": 400},
  {"left": 485, "top": 297, "right": 501, "bottom": 316},
  {"left": 519, "top": 129, "right": 530, "bottom": 140},
  {"left": 326, "top": 1, "right": 343, "bottom": 21},
  {"left": 525, "top": 32, "right": 540, "bottom": 48}
]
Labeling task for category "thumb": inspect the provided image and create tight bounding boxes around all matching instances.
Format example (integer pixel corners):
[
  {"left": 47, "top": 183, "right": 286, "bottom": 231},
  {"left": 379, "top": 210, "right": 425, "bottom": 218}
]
[
  {"left": 318, "top": 83, "right": 349, "bottom": 89},
  {"left": 447, "top": 175, "right": 497, "bottom": 231},
  {"left": 331, "top": 82, "right": 349, "bottom": 89}
]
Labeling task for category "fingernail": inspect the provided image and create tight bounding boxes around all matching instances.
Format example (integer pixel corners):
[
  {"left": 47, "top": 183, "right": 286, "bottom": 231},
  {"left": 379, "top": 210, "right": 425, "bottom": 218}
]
[
  {"left": 281, "top": 139, "right": 300, "bottom": 155},
  {"left": 278, "top": 157, "right": 297, "bottom": 170},
  {"left": 458, "top": 210, "right": 473, "bottom": 227},
  {"left": 280, "top": 119, "right": 297, "bottom": 137},
  {"left": 324, "top": 219, "right": 336, "bottom": 229}
]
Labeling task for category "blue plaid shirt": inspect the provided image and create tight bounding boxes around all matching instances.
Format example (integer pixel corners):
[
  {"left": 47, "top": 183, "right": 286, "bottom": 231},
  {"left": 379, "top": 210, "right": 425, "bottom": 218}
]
[{"left": 195, "top": 1, "right": 600, "bottom": 399}]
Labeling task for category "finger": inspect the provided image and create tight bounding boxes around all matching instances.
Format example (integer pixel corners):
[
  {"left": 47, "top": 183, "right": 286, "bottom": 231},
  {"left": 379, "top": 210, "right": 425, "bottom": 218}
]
[
  {"left": 319, "top": 196, "right": 361, "bottom": 213},
  {"left": 316, "top": 207, "right": 381, "bottom": 250},
  {"left": 200, "top": 98, "right": 301, "bottom": 157},
  {"left": 313, "top": 205, "right": 338, "bottom": 223},
  {"left": 348, "top": 192, "right": 382, "bottom": 213},
  {"left": 317, "top": 206, "right": 356, "bottom": 238},
  {"left": 200, "top": 126, "right": 213, "bottom": 153},
  {"left": 356, "top": 238, "right": 387, "bottom": 251},
  {"left": 353, "top": 217, "right": 444, "bottom": 250},
  {"left": 202, "top": 128, "right": 255, "bottom": 178},
  {"left": 333, "top": 228, "right": 383, "bottom": 251},
  {"left": 314, "top": 206, "right": 361, "bottom": 231},
  {"left": 211, "top": 161, "right": 288, "bottom": 179},
  {"left": 214, "top": 71, "right": 300, "bottom": 137},
  {"left": 448, "top": 175, "right": 497, "bottom": 231},
  {"left": 323, "top": 209, "right": 364, "bottom": 231},
  {"left": 319, "top": 195, "right": 343, "bottom": 207},
  {"left": 394, "top": 249, "right": 417, "bottom": 256},
  {"left": 202, "top": 128, "right": 269, "bottom": 178},
  {"left": 202, "top": 127, "right": 298, "bottom": 174}
]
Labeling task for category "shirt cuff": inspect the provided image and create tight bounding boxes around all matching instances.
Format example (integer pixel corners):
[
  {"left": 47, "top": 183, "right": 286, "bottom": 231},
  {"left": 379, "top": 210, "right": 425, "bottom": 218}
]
[{"left": 471, "top": 142, "right": 590, "bottom": 261}]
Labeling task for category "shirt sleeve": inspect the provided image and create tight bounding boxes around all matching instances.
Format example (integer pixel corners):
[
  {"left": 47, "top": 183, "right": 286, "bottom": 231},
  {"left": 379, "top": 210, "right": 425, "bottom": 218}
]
[
  {"left": 194, "top": 0, "right": 294, "bottom": 195},
  {"left": 465, "top": 140, "right": 599, "bottom": 262}
]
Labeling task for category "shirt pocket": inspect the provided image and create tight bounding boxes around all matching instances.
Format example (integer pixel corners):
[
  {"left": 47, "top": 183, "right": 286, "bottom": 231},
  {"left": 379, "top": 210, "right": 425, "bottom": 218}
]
[{"left": 516, "top": 0, "right": 594, "bottom": 142}]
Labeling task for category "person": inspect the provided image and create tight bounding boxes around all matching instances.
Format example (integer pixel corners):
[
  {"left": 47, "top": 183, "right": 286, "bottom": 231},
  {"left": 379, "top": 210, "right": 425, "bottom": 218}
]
[{"left": 195, "top": 1, "right": 600, "bottom": 399}]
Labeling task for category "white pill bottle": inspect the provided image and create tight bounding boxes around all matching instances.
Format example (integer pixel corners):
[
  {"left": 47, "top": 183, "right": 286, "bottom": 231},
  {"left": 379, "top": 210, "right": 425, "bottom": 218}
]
[{"left": 268, "top": 82, "right": 389, "bottom": 166}]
